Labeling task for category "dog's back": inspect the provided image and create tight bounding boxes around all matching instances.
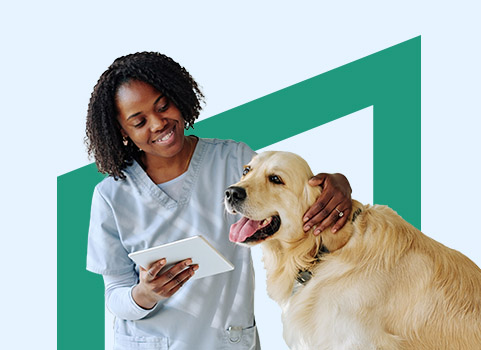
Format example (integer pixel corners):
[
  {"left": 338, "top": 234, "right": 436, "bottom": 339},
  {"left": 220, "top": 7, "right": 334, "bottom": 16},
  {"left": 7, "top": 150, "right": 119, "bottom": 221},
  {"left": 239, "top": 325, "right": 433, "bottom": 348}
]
[
  {"left": 299, "top": 203, "right": 481, "bottom": 349},
  {"left": 370, "top": 205, "right": 481, "bottom": 349}
]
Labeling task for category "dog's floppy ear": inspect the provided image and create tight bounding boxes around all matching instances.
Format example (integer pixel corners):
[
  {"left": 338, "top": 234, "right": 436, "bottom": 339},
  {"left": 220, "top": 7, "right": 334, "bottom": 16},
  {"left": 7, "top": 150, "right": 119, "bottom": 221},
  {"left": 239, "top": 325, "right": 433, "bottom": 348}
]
[{"left": 303, "top": 178, "right": 322, "bottom": 209}]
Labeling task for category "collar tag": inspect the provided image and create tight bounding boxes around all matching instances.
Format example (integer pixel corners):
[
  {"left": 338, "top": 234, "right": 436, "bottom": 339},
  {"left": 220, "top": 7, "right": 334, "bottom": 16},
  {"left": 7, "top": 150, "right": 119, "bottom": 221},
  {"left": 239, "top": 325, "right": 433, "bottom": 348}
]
[
  {"left": 291, "top": 280, "right": 303, "bottom": 295},
  {"left": 292, "top": 270, "right": 312, "bottom": 296},
  {"left": 291, "top": 244, "right": 329, "bottom": 295},
  {"left": 296, "top": 270, "right": 313, "bottom": 284}
]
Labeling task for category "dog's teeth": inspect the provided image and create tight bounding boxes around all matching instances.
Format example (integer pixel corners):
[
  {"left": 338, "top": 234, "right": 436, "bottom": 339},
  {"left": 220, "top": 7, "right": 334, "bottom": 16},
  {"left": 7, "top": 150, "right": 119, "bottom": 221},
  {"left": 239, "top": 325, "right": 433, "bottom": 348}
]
[{"left": 260, "top": 218, "right": 272, "bottom": 227}]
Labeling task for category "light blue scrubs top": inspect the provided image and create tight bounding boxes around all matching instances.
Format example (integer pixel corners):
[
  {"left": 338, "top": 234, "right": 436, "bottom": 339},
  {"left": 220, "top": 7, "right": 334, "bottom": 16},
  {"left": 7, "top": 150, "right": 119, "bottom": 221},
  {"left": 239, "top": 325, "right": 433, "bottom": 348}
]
[{"left": 86, "top": 138, "right": 259, "bottom": 350}]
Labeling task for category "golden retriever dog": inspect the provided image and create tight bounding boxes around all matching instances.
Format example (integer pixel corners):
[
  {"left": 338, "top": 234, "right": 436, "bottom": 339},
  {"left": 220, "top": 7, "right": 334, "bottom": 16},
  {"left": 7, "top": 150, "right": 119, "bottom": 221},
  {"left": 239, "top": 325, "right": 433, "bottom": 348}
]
[{"left": 224, "top": 151, "right": 481, "bottom": 350}]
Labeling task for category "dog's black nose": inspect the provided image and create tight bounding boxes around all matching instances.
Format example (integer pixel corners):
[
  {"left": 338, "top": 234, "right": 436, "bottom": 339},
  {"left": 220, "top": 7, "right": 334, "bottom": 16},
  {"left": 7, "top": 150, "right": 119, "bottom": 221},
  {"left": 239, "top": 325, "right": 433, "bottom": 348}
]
[{"left": 225, "top": 186, "right": 247, "bottom": 202}]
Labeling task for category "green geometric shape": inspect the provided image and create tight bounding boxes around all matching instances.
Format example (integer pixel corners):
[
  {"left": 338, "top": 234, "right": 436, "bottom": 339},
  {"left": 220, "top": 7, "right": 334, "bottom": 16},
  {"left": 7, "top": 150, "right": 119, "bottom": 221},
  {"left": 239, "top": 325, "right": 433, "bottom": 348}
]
[
  {"left": 57, "top": 163, "right": 106, "bottom": 349},
  {"left": 57, "top": 36, "right": 420, "bottom": 349}
]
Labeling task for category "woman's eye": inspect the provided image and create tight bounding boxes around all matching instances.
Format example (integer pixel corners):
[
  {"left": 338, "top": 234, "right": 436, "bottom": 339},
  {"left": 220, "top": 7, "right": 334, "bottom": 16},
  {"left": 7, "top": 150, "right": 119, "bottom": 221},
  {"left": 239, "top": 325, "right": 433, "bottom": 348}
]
[
  {"left": 134, "top": 120, "right": 146, "bottom": 128},
  {"left": 269, "top": 175, "right": 284, "bottom": 185},
  {"left": 157, "top": 99, "right": 170, "bottom": 113},
  {"left": 243, "top": 166, "right": 251, "bottom": 176}
]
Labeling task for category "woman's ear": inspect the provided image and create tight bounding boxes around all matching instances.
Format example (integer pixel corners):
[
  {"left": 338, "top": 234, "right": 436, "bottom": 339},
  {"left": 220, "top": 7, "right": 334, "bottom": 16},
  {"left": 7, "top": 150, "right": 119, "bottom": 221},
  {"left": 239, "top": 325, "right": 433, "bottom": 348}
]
[{"left": 119, "top": 129, "right": 130, "bottom": 146}]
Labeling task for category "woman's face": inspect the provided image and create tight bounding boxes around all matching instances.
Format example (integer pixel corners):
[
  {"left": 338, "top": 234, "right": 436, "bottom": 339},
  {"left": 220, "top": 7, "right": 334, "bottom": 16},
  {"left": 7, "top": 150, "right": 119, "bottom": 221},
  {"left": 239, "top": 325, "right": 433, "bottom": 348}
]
[{"left": 115, "top": 80, "right": 186, "bottom": 164}]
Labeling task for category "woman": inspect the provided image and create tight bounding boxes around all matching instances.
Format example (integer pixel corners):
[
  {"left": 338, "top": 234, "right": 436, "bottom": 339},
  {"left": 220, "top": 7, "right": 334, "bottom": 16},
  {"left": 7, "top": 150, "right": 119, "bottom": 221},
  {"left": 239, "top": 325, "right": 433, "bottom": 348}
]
[{"left": 85, "top": 52, "right": 352, "bottom": 349}]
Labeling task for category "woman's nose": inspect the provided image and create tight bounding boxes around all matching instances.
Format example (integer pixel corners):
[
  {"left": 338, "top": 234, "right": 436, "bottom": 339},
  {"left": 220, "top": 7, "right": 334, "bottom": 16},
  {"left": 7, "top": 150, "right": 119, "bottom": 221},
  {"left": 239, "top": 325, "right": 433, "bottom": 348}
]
[{"left": 149, "top": 114, "right": 167, "bottom": 132}]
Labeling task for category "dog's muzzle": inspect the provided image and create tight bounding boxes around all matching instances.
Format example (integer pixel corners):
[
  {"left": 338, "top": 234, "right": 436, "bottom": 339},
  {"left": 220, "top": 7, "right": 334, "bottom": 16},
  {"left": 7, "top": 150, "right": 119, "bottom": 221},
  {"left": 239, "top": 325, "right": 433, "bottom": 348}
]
[
  {"left": 225, "top": 186, "right": 246, "bottom": 206},
  {"left": 225, "top": 186, "right": 282, "bottom": 244}
]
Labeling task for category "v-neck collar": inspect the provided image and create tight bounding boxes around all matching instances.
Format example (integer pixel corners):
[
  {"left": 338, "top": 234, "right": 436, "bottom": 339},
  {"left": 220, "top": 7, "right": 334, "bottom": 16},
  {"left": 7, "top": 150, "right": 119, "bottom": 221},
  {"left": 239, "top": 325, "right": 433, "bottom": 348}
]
[{"left": 125, "top": 138, "right": 206, "bottom": 209}]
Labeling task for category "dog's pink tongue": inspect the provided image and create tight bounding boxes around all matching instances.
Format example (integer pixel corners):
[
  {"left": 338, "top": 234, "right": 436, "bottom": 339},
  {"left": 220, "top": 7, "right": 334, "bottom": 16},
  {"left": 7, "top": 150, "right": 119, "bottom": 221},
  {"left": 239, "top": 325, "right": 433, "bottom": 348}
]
[{"left": 229, "top": 217, "right": 261, "bottom": 243}]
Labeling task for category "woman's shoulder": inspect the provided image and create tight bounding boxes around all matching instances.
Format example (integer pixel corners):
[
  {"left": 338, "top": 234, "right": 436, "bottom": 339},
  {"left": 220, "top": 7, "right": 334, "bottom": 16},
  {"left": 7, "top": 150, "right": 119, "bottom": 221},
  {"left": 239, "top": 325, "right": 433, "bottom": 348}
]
[
  {"left": 93, "top": 175, "right": 123, "bottom": 197},
  {"left": 197, "top": 138, "right": 256, "bottom": 173},
  {"left": 199, "top": 137, "right": 254, "bottom": 154},
  {"left": 94, "top": 162, "right": 139, "bottom": 197}
]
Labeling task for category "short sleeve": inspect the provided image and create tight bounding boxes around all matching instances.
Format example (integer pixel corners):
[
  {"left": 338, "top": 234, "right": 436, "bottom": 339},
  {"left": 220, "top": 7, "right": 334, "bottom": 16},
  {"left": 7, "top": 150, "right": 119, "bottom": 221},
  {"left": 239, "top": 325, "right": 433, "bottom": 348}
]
[{"left": 86, "top": 186, "right": 135, "bottom": 275}]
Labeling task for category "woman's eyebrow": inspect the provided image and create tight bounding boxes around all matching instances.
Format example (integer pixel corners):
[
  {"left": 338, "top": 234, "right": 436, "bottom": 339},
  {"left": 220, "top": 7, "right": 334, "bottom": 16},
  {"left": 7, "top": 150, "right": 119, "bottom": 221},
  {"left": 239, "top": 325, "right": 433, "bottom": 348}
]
[
  {"left": 153, "top": 94, "right": 165, "bottom": 106},
  {"left": 126, "top": 94, "right": 165, "bottom": 120},
  {"left": 127, "top": 112, "right": 141, "bottom": 120}
]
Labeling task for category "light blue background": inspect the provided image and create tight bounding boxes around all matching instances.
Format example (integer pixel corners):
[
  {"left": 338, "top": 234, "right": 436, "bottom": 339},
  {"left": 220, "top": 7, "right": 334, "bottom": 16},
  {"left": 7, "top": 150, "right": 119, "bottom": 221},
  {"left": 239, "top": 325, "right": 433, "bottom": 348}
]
[{"left": 2, "top": 1, "right": 480, "bottom": 349}]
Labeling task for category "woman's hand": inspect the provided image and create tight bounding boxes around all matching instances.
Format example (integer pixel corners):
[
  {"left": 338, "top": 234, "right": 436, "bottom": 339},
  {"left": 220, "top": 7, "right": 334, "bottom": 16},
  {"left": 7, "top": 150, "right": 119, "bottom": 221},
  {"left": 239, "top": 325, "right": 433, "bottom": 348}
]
[
  {"left": 303, "top": 173, "right": 352, "bottom": 235},
  {"left": 132, "top": 258, "right": 198, "bottom": 309}
]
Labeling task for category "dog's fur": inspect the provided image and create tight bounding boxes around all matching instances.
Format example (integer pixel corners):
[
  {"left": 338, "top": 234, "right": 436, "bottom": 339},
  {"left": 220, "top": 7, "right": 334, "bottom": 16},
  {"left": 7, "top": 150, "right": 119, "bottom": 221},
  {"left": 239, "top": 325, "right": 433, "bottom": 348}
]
[{"left": 225, "top": 151, "right": 481, "bottom": 350}]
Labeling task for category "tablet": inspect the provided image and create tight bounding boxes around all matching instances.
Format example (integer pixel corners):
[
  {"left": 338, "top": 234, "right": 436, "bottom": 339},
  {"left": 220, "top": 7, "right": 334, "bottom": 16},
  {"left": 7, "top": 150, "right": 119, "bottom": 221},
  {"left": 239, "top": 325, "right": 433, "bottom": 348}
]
[{"left": 128, "top": 235, "right": 234, "bottom": 280}]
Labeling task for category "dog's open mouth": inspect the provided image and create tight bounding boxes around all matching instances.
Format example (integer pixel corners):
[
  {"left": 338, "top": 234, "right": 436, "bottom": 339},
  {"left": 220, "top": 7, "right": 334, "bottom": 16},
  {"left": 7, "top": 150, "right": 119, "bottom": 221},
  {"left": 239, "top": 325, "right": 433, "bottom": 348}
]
[{"left": 229, "top": 215, "right": 281, "bottom": 243}]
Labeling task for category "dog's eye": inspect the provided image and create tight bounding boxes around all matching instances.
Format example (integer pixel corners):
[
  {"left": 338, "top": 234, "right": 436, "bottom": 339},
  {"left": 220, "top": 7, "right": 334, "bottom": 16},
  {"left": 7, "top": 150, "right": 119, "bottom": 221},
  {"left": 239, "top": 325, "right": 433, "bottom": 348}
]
[
  {"left": 243, "top": 166, "right": 251, "bottom": 176},
  {"left": 268, "top": 175, "right": 284, "bottom": 185}
]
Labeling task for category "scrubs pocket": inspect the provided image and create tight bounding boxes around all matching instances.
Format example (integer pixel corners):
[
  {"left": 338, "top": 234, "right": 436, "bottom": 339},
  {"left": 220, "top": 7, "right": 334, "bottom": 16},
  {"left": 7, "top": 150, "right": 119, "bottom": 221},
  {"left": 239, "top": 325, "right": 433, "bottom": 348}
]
[
  {"left": 224, "top": 324, "right": 259, "bottom": 350},
  {"left": 114, "top": 333, "right": 169, "bottom": 349}
]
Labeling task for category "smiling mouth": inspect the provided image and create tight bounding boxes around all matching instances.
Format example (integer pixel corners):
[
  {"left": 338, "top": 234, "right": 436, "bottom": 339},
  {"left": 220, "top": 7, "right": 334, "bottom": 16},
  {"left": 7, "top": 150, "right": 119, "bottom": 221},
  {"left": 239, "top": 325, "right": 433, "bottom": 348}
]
[
  {"left": 153, "top": 125, "right": 175, "bottom": 143},
  {"left": 229, "top": 215, "right": 281, "bottom": 244}
]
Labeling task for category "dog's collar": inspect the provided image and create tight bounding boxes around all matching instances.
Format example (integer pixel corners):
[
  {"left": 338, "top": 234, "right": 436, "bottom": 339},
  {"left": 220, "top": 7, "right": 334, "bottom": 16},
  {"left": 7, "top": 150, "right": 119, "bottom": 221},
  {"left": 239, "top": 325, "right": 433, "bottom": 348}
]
[
  {"left": 293, "top": 244, "right": 329, "bottom": 292},
  {"left": 352, "top": 207, "right": 362, "bottom": 223},
  {"left": 296, "top": 244, "right": 329, "bottom": 283},
  {"left": 292, "top": 208, "right": 363, "bottom": 295}
]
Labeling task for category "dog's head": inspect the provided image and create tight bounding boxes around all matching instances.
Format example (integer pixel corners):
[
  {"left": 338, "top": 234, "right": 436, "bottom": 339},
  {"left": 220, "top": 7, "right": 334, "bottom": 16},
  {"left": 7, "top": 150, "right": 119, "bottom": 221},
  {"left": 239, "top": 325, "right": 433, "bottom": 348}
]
[{"left": 225, "top": 151, "right": 320, "bottom": 246}]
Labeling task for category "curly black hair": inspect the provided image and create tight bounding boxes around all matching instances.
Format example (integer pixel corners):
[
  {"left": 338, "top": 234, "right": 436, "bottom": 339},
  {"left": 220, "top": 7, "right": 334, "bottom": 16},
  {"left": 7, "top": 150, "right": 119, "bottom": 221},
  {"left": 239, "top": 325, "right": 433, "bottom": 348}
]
[{"left": 85, "top": 52, "right": 204, "bottom": 180}]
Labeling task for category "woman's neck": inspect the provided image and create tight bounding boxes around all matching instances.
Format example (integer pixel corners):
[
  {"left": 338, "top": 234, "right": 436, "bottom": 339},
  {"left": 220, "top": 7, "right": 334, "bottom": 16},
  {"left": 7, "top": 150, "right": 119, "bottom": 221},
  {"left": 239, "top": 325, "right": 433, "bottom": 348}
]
[{"left": 143, "top": 135, "right": 198, "bottom": 184}]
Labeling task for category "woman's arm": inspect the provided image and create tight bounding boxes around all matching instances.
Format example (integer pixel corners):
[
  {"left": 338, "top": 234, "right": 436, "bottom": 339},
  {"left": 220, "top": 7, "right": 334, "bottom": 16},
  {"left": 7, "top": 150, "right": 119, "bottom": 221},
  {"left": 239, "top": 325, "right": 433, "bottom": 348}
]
[
  {"left": 302, "top": 173, "right": 352, "bottom": 235},
  {"left": 104, "top": 258, "right": 198, "bottom": 320},
  {"left": 104, "top": 270, "right": 155, "bottom": 321}
]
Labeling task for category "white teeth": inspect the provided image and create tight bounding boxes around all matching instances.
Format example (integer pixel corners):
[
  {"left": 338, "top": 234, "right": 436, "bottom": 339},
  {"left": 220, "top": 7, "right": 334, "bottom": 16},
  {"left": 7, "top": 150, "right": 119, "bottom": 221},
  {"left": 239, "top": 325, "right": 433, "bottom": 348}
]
[
  {"left": 161, "top": 131, "right": 173, "bottom": 141},
  {"left": 260, "top": 218, "right": 272, "bottom": 227},
  {"left": 156, "top": 130, "right": 173, "bottom": 142}
]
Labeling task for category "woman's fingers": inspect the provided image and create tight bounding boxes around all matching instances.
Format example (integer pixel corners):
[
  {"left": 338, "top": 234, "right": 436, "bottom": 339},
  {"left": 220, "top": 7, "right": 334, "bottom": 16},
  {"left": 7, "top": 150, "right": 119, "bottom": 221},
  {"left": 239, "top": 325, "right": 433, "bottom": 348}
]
[
  {"left": 160, "top": 259, "right": 193, "bottom": 281},
  {"left": 161, "top": 264, "right": 199, "bottom": 297},
  {"left": 303, "top": 189, "right": 338, "bottom": 231},
  {"left": 307, "top": 174, "right": 327, "bottom": 187},
  {"left": 303, "top": 193, "right": 351, "bottom": 234},
  {"left": 145, "top": 258, "right": 166, "bottom": 279},
  {"left": 134, "top": 258, "right": 198, "bottom": 307},
  {"left": 139, "top": 258, "right": 198, "bottom": 300},
  {"left": 152, "top": 259, "right": 197, "bottom": 295},
  {"left": 331, "top": 208, "right": 350, "bottom": 233},
  {"left": 304, "top": 196, "right": 337, "bottom": 232},
  {"left": 303, "top": 173, "right": 352, "bottom": 234},
  {"left": 315, "top": 207, "right": 351, "bottom": 235},
  {"left": 302, "top": 175, "right": 329, "bottom": 224},
  {"left": 303, "top": 196, "right": 329, "bottom": 229}
]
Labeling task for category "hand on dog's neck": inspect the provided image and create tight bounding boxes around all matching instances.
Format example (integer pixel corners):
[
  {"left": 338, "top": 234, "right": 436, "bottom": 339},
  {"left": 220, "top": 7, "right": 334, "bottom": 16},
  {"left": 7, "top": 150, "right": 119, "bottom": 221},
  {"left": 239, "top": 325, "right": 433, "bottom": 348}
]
[
  {"left": 317, "top": 200, "right": 363, "bottom": 254},
  {"left": 303, "top": 183, "right": 354, "bottom": 254}
]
